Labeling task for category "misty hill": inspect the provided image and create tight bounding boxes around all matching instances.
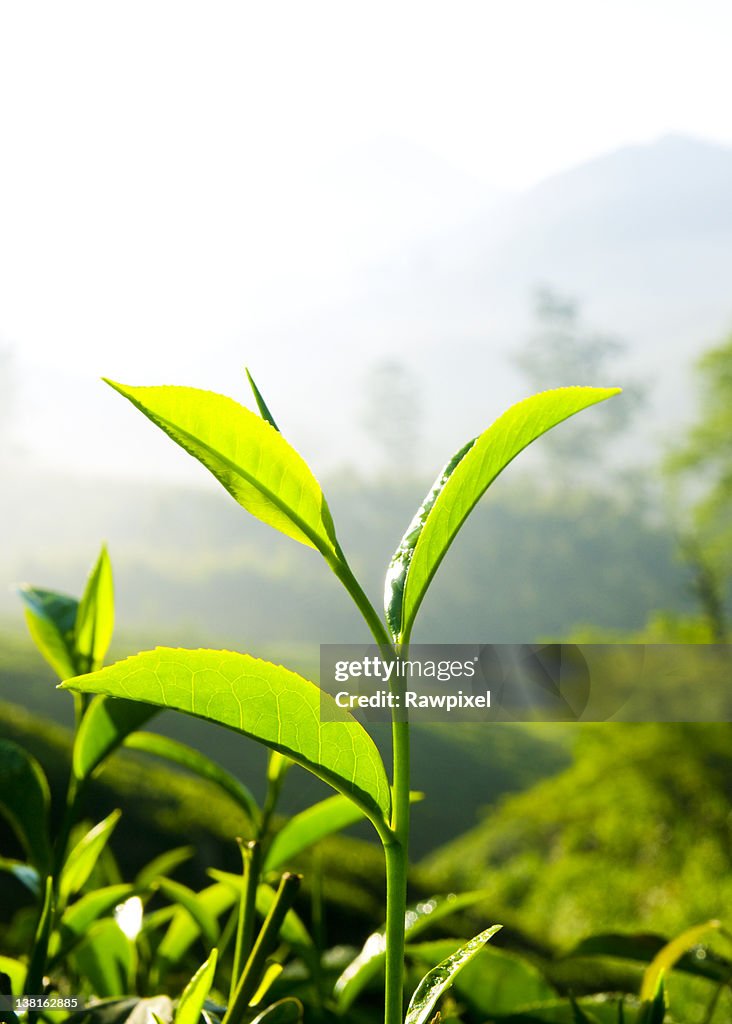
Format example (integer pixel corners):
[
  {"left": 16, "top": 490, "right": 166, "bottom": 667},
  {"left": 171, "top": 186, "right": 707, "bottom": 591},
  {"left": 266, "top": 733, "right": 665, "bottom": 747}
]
[
  {"left": 420, "top": 722, "right": 732, "bottom": 947},
  {"left": 6, "top": 134, "right": 732, "bottom": 482},
  {"left": 345, "top": 134, "right": 732, "bottom": 459},
  {"left": 0, "top": 466, "right": 688, "bottom": 648},
  {"left": 202, "top": 133, "right": 732, "bottom": 476}
]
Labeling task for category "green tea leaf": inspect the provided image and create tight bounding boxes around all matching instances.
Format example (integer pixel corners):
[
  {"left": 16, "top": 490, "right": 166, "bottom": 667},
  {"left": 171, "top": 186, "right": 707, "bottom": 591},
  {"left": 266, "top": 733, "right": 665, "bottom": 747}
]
[
  {"left": 73, "top": 695, "right": 158, "bottom": 779},
  {"left": 450, "top": 996, "right": 626, "bottom": 1024},
  {"left": 105, "top": 381, "right": 338, "bottom": 559},
  {"left": 0, "top": 858, "right": 41, "bottom": 897},
  {"left": 175, "top": 949, "right": 218, "bottom": 1024},
  {"left": 18, "top": 586, "right": 79, "bottom": 680},
  {"left": 156, "top": 883, "right": 237, "bottom": 971},
  {"left": 155, "top": 877, "right": 220, "bottom": 948},
  {"left": 72, "top": 919, "right": 134, "bottom": 998},
  {"left": 267, "top": 752, "right": 292, "bottom": 787},
  {"left": 63, "top": 649, "right": 392, "bottom": 832},
  {"left": 264, "top": 795, "right": 364, "bottom": 872},
  {"left": 569, "top": 994, "right": 603, "bottom": 1024},
  {"left": 334, "top": 891, "right": 491, "bottom": 1010},
  {"left": 124, "top": 732, "right": 260, "bottom": 829},
  {"left": 0, "top": 956, "right": 26, "bottom": 997},
  {"left": 250, "top": 1000, "right": 303, "bottom": 1024},
  {"left": 406, "top": 941, "right": 556, "bottom": 1015},
  {"left": 0, "top": 741, "right": 51, "bottom": 874},
  {"left": 567, "top": 932, "right": 731, "bottom": 983},
  {"left": 59, "top": 810, "right": 122, "bottom": 906},
  {"left": 25, "top": 876, "right": 55, "bottom": 997},
  {"left": 386, "top": 387, "right": 621, "bottom": 642},
  {"left": 74, "top": 545, "right": 115, "bottom": 674},
  {"left": 405, "top": 925, "right": 501, "bottom": 1024},
  {"left": 637, "top": 974, "right": 666, "bottom": 1024},
  {"left": 51, "top": 884, "right": 137, "bottom": 964},
  {"left": 245, "top": 369, "right": 280, "bottom": 431},
  {"left": 249, "top": 963, "right": 284, "bottom": 1007},
  {"left": 136, "top": 847, "right": 195, "bottom": 889},
  {"left": 640, "top": 920, "right": 720, "bottom": 1001},
  {"left": 208, "top": 872, "right": 314, "bottom": 954}
]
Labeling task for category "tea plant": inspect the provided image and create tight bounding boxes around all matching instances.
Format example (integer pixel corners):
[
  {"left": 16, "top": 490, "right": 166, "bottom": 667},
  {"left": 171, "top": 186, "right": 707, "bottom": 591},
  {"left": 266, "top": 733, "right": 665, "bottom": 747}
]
[
  {"left": 58, "top": 376, "right": 619, "bottom": 1023},
  {"left": 6, "top": 373, "right": 726, "bottom": 1022},
  {"left": 4, "top": 551, "right": 350, "bottom": 1020}
]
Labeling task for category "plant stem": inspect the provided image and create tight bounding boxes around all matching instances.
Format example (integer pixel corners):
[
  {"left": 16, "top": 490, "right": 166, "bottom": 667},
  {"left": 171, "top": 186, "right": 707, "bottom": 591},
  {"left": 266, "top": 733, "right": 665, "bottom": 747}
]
[
  {"left": 384, "top": 651, "right": 411, "bottom": 1024},
  {"left": 329, "top": 550, "right": 395, "bottom": 658},
  {"left": 328, "top": 546, "right": 411, "bottom": 1023},
  {"left": 383, "top": 834, "right": 408, "bottom": 1024},
  {"left": 230, "top": 839, "right": 261, "bottom": 1004},
  {"left": 223, "top": 872, "right": 301, "bottom": 1024}
]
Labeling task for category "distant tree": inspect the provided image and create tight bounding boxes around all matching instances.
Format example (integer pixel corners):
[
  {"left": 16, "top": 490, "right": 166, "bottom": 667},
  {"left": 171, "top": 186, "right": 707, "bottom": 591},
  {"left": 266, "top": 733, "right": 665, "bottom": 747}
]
[
  {"left": 512, "top": 287, "right": 645, "bottom": 467},
  {"left": 359, "top": 358, "right": 422, "bottom": 477},
  {"left": 665, "top": 334, "right": 732, "bottom": 641}
]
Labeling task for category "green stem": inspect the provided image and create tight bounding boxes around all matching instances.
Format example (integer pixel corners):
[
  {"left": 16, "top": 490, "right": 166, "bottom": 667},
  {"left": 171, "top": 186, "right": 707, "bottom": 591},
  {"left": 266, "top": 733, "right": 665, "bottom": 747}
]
[
  {"left": 52, "top": 774, "right": 82, "bottom": 887},
  {"left": 328, "top": 546, "right": 410, "bottom": 1024},
  {"left": 230, "top": 840, "right": 261, "bottom": 1004},
  {"left": 329, "top": 551, "right": 395, "bottom": 658},
  {"left": 223, "top": 872, "right": 301, "bottom": 1024},
  {"left": 384, "top": 649, "right": 410, "bottom": 1024}
]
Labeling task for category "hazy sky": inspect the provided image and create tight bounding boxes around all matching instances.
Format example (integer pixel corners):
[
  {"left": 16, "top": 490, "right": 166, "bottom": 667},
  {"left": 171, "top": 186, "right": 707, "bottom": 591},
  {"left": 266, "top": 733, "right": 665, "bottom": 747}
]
[{"left": 1, "top": 2, "right": 731, "bottom": 476}]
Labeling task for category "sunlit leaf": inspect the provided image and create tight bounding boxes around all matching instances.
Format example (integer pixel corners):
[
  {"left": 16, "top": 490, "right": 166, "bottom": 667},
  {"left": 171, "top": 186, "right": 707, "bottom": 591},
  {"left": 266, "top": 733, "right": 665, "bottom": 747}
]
[
  {"left": 249, "top": 962, "right": 284, "bottom": 1008},
  {"left": 208, "top": 872, "right": 314, "bottom": 954},
  {"left": 267, "top": 752, "right": 292, "bottom": 787},
  {"left": 405, "top": 925, "right": 501, "bottom": 1024},
  {"left": 25, "top": 876, "right": 55, "bottom": 997},
  {"left": 334, "top": 891, "right": 491, "bottom": 1010},
  {"left": 567, "top": 931, "right": 732, "bottom": 984},
  {"left": 136, "top": 847, "right": 195, "bottom": 889},
  {"left": 74, "top": 545, "right": 115, "bottom": 673},
  {"left": 51, "top": 884, "right": 137, "bottom": 964},
  {"left": 71, "top": 919, "right": 134, "bottom": 998},
  {"left": 245, "top": 368, "right": 280, "bottom": 431},
  {"left": 264, "top": 795, "right": 364, "bottom": 872},
  {"left": 175, "top": 949, "right": 218, "bottom": 1024},
  {"left": 0, "top": 956, "right": 26, "bottom": 997},
  {"left": 637, "top": 973, "right": 666, "bottom": 1024},
  {"left": 156, "top": 883, "right": 237, "bottom": 972},
  {"left": 385, "top": 387, "right": 621, "bottom": 642},
  {"left": 249, "top": 1000, "right": 303, "bottom": 1024},
  {"left": 18, "top": 586, "right": 78, "bottom": 680},
  {"left": 105, "top": 381, "right": 339, "bottom": 559},
  {"left": 406, "top": 940, "right": 556, "bottom": 1015},
  {"left": 73, "top": 695, "right": 158, "bottom": 779},
  {"left": 59, "top": 810, "right": 122, "bottom": 906},
  {"left": 640, "top": 920, "right": 720, "bottom": 1001},
  {"left": 155, "top": 877, "right": 220, "bottom": 949},
  {"left": 63, "top": 649, "right": 391, "bottom": 832},
  {"left": 0, "top": 741, "right": 51, "bottom": 874},
  {"left": 124, "top": 732, "right": 260, "bottom": 829}
]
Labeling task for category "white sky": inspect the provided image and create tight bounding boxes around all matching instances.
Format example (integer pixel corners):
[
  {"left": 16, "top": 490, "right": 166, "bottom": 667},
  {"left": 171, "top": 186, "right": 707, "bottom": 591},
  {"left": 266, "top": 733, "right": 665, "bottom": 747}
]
[{"left": 1, "top": 1, "right": 731, "bottom": 474}]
